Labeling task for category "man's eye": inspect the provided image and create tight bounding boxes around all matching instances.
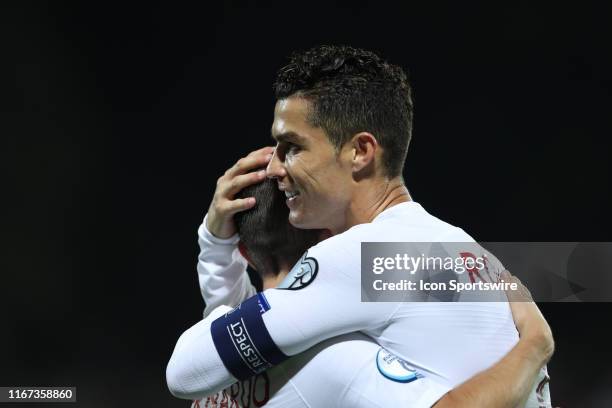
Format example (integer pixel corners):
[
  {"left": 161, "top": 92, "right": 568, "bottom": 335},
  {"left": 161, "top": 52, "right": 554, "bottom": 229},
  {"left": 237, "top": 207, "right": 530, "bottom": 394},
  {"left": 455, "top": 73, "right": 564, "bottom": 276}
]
[{"left": 287, "top": 143, "right": 301, "bottom": 153}]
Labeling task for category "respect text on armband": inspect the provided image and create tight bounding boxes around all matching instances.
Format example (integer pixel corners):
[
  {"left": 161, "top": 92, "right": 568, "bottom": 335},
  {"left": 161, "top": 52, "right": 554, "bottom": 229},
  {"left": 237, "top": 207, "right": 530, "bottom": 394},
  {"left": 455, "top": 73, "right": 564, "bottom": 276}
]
[
  {"left": 211, "top": 293, "right": 288, "bottom": 381},
  {"left": 227, "top": 319, "right": 267, "bottom": 373}
]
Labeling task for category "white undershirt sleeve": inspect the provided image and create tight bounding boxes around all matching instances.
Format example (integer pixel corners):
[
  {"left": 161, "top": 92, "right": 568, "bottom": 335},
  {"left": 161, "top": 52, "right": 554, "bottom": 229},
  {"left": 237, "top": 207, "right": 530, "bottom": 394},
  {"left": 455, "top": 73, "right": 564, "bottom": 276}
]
[
  {"left": 197, "top": 214, "right": 256, "bottom": 317},
  {"left": 166, "top": 305, "right": 238, "bottom": 400}
]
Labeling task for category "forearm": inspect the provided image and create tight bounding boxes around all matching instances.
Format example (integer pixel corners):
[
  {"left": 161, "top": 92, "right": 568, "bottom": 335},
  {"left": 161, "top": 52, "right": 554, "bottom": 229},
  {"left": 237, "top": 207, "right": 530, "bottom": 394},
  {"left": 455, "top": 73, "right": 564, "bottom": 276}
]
[
  {"left": 434, "top": 335, "right": 553, "bottom": 408},
  {"left": 197, "top": 215, "right": 256, "bottom": 316},
  {"left": 166, "top": 305, "right": 238, "bottom": 399}
]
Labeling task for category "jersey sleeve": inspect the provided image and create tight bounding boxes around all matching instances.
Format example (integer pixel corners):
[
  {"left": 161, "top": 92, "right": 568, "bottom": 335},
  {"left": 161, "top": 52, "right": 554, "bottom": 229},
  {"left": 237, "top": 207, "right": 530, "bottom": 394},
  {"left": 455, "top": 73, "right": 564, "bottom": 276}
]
[
  {"left": 197, "top": 214, "right": 256, "bottom": 317},
  {"left": 167, "top": 237, "right": 399, "bottom": 397},
  {"left": 166, "top": 305, "right": 239, "bottom": 400},
  {"left": 259, "top": 241, "right": 398, "bottom": 355}
]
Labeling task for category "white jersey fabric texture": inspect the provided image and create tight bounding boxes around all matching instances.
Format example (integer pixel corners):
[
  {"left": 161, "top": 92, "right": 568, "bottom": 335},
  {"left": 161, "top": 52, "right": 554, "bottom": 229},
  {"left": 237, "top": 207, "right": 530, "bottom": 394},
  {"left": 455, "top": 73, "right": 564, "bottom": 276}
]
[
  {"left": 190, "top": 214, "right": 451, "bottom": 407},
  {"left": 168, "top": 201, "right": 551, "bottom": 407}
]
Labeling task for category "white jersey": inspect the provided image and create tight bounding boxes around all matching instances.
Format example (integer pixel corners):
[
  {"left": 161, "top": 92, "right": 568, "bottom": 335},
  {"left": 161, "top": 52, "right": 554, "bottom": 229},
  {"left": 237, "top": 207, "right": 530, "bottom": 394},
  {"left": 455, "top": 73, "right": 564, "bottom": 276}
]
[
  {"left": 170, "top": 201, "right": 551, "bottom": 407},
  {"left": 191, "top": 216, "right": 451, "bottom": 407},
  {"left": 190, "top": 328, "right": 452, "bottom": 408}
]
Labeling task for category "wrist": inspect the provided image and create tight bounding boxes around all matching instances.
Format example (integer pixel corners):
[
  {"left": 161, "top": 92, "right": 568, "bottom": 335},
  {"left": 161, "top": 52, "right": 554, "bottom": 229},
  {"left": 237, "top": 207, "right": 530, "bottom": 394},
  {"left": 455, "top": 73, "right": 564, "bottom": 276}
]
[
  {"left": 202, "top": 214, "right": 240, "bottom": 244},
  {"left": 520, "top": 328, "right": 555, "bottom": 365},
  {"left": 205, "top": 212, "right": 234, "bottom": 239}
]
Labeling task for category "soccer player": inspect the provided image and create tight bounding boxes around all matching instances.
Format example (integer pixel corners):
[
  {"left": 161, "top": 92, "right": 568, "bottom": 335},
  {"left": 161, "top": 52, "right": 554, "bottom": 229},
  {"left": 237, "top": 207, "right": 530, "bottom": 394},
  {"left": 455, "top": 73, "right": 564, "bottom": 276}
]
[
  {"left": 167, "top": 45, "right": 554, "bottom": 406},
  {"left": 186, "top": 177, "right": 551, "bottom": 407}
]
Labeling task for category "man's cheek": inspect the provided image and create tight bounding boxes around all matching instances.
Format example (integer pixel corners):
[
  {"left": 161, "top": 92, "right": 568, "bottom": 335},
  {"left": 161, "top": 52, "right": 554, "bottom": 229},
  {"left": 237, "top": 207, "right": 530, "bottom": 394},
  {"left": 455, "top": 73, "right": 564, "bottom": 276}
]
[{"left": 300, "top": 165, "right": 323, "bottom": 192}]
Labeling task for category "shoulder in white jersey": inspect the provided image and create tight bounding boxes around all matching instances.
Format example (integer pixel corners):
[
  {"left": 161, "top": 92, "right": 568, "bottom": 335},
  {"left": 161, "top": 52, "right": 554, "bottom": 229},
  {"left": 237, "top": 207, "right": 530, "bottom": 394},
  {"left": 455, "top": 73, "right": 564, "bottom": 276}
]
[
  {"left": 191, "top": 216, "right": 452, "bottom": 407},
  {"left": 173, "top": 202, "right": 550, "bottom": 407}
]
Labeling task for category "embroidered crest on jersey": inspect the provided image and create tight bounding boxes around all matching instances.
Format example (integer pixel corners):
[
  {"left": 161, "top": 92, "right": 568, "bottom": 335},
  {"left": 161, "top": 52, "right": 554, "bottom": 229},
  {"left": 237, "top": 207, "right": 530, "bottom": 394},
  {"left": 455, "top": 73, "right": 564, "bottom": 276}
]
[
  {"left": 277, "top": 251, "right": 318, "bottom": 290},
  {"left": 376, "top": 348, "right": 423, "bottom": 383}
]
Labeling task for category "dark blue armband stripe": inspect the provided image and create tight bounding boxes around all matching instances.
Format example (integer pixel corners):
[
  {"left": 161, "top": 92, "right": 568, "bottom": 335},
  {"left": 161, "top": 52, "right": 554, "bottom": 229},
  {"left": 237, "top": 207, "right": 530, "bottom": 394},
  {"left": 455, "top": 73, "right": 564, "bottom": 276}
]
[{"left": 210, "top": 292, "right": 287, "bottom": 381}]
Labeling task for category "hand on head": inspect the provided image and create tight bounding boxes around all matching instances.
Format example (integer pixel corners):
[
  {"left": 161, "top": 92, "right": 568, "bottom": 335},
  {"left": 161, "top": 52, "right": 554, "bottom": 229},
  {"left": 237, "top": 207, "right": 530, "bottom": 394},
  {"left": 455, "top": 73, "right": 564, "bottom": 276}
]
[{"left": 206, "top": 146, "right": 274, "bottom": 239}]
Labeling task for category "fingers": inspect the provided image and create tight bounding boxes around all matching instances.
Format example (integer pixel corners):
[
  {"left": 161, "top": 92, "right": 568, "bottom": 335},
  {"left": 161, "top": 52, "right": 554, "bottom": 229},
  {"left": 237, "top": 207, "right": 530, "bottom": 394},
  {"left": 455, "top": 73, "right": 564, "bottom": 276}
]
[
  {"left": 219, "top": 146, "right": 274, "bottom": 199},
  {"left": 222, "top": 169, "right": 267, "bottom": 197},
  {"left": 205, "top": 146, "right": 275, "bottom": 239},
  {"left": 217, "top": 196, "right": 257, "bottom": 216},
  {"left": 502, "top": 270, "right": 534, "bottom": 303},
  {"left": 226, "top": 146, "right": 275, "bottom": 178},
  {"left": 206, "top": 194, "right": 256, "bottom": 239}
]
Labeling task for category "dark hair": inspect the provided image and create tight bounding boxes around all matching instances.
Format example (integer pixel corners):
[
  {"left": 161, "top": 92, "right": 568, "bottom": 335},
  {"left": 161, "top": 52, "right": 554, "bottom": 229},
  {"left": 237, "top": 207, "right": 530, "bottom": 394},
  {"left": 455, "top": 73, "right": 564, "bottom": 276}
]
[
  {"left": 234, "top": 177, "right": 321, "bottom": 276},
  {"left": 274, "top": 45, "right": 413, "bottom": 177}
]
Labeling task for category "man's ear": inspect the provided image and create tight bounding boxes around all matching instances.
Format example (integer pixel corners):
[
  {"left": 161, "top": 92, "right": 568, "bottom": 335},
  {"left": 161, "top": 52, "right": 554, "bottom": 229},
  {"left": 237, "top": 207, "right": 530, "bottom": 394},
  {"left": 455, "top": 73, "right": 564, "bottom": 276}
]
[
  {"left": 238, "top": 241, "right": 254, "bottom": 268},
  {"left": 349, "top": 132, "right": 378, "bottom": 175}
]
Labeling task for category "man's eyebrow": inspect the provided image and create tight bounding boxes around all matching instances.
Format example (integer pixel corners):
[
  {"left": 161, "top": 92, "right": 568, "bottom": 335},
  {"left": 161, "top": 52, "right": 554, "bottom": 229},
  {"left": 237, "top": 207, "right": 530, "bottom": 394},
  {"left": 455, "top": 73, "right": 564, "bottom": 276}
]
[{"left": 271, "top": 131, "right": 303, "bottom": 143}]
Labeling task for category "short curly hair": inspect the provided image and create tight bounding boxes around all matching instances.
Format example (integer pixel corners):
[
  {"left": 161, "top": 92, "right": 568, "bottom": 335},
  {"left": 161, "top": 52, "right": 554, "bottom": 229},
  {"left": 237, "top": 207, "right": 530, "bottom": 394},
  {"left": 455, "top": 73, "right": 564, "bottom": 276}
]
[{"left": 274, "top": 45, "right": 414, "bottom": 177}]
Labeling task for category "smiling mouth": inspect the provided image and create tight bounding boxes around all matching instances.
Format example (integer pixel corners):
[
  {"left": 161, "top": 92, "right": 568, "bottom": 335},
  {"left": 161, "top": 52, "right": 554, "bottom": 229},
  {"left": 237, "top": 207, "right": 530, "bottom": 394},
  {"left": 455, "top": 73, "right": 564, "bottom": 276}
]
[{"left": 285, "top": 190, "right": 300, "bottom": 199}]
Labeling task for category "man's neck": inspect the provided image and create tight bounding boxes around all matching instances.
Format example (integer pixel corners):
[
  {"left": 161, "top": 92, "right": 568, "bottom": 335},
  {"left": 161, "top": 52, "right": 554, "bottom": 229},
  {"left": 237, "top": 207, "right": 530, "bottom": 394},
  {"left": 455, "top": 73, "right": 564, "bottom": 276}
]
[
  {"left": 262, "top": 271, "right": 288, "bottom": 290},
  {"left": 334, "top": 176, "right": 411, "bottom": 234}
]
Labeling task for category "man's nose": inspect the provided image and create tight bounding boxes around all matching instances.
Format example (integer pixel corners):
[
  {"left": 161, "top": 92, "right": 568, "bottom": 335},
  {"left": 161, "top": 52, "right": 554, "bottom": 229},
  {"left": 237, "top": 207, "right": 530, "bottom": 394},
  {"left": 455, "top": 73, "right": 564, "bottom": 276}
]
[{"left": 266, "top": 149, "right": 286, "bottom": 179}]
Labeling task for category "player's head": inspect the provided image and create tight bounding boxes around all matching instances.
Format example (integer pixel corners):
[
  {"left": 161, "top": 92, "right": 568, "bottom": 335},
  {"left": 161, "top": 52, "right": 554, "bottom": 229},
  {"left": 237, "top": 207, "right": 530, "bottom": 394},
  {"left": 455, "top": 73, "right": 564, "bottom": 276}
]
[
  {"left": 267, "top": 45, "right": 413, "bottom": 231},
  {"left": 234, "top": 175, "right": 322, "bottom": 278}
]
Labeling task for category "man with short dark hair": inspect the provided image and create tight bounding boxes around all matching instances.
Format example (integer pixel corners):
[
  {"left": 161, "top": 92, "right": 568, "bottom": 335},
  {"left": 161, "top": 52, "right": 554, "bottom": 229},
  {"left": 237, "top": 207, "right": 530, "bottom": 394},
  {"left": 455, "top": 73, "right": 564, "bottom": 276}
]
[{"left": 168, "top": 45, "right": 553, "bottom": 407}]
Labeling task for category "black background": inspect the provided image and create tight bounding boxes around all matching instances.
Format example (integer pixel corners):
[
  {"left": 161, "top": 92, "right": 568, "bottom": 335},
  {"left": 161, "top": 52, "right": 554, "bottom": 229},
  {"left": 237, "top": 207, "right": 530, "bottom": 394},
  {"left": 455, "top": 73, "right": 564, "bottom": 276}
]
[{"left": 2, "top": 1, "right": 611, "bottom": 407}]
